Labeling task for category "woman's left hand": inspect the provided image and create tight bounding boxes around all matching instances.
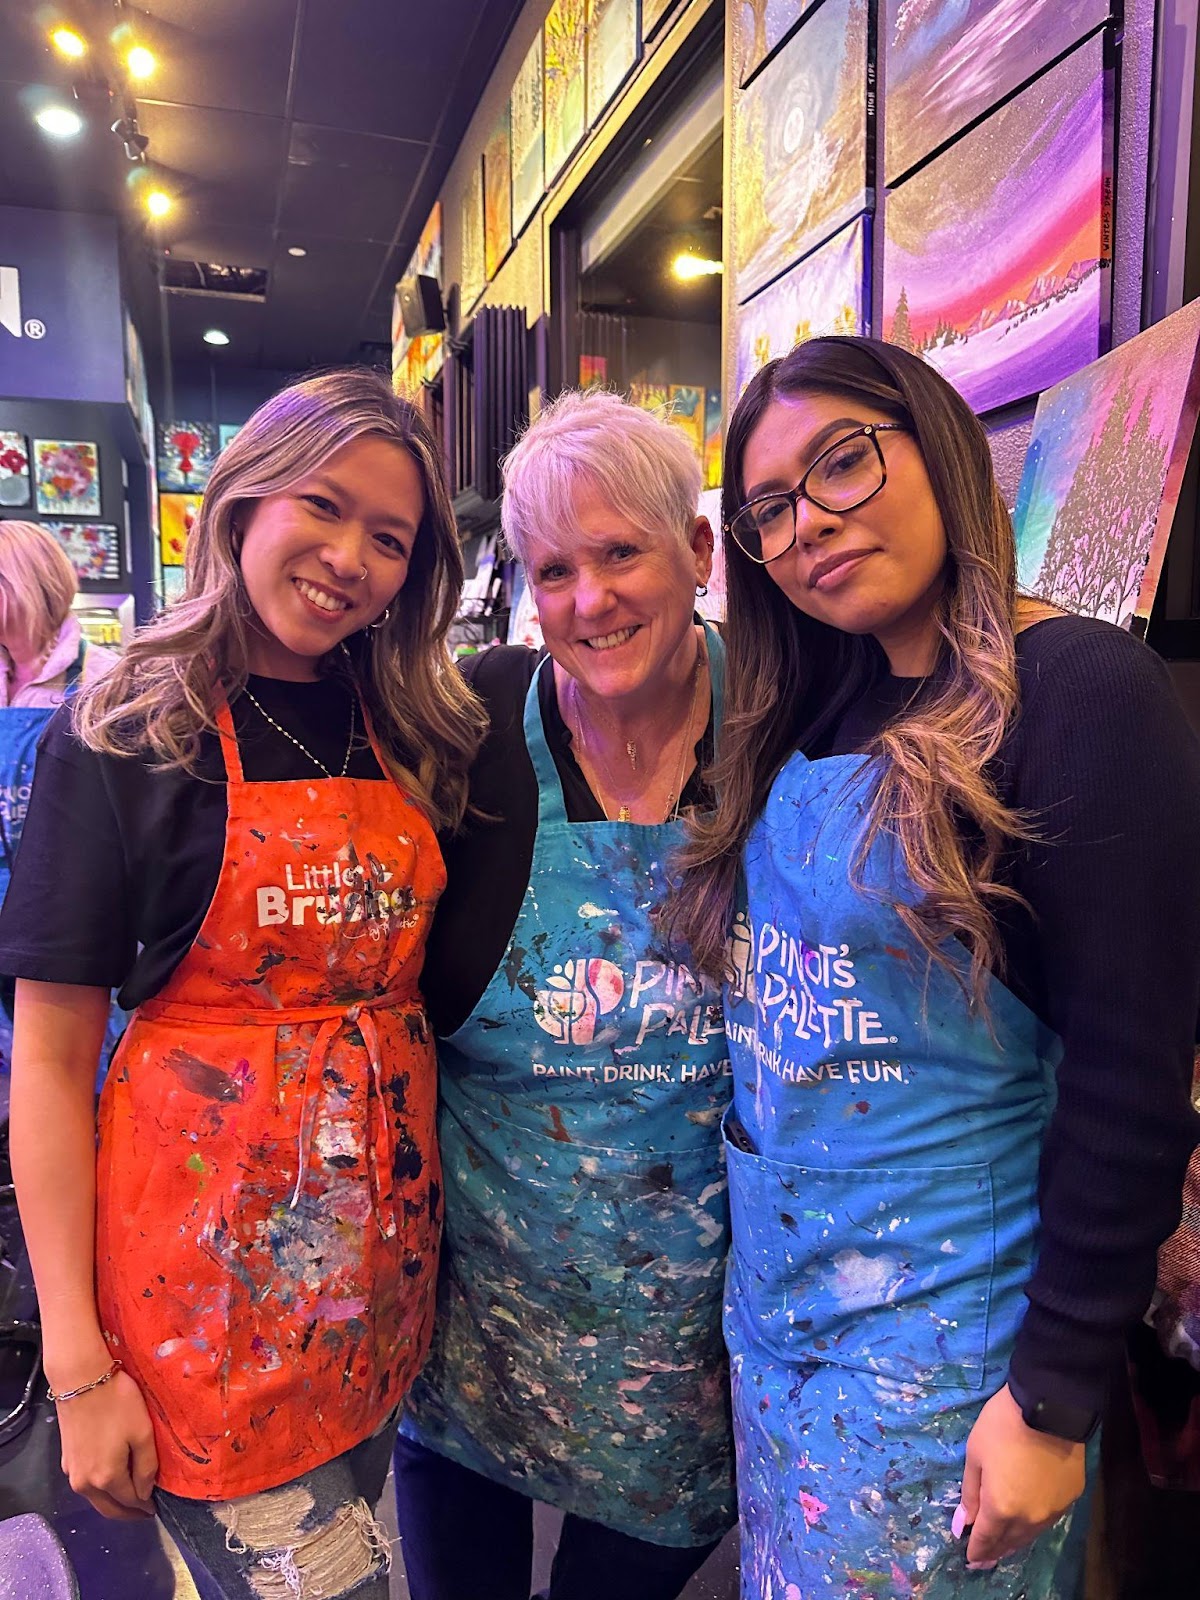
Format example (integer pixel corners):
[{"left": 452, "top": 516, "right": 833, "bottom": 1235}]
[{"left": 956, "top": 1384, "right": 1086, "bottom": 1570}]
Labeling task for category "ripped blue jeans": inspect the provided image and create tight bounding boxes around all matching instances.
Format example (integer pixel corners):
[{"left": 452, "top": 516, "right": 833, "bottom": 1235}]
[{"left": 154, "top": 1411, "right": 397, "bottom": 1600}]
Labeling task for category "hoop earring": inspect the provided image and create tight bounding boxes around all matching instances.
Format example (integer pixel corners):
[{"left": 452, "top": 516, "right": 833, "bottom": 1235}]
[
  {"left": 696, "top": 583, "right": 709, "bottom": 598},
  {"left": 367, "top": 606, "right": 391, "bottom": 632}
]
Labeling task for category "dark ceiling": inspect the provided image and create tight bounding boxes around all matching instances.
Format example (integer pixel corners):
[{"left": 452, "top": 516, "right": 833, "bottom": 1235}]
[{"left": 1, "top": 0, "right": 525, "bottom": 374}]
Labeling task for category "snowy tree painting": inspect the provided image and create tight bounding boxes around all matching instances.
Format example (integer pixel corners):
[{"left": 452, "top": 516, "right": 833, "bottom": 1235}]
[
  {"left": 882, "top": 33, "right": 1110, "bottom": 415},
  {"left": 1012, "top": 296, "right": 1200, "bottom": 631},
  {"left": 734, "top": 217, "right": 866, "bottom": 397}
]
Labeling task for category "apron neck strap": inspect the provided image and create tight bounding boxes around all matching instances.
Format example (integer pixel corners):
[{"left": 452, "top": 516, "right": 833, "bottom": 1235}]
[
  {"left": 215, "top": 698, "right": 245, "bottom": 783},
  {"left": 521, "top": 619, "right": 725, "bottom": 830},
  {"left": 63, "top": 636, "right": 87, "bottom": 692}
]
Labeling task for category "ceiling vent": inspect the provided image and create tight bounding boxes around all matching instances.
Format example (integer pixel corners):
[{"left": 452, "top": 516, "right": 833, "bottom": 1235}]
[{"left": 161, "top": 259, "right": 269, "bottom": 301}]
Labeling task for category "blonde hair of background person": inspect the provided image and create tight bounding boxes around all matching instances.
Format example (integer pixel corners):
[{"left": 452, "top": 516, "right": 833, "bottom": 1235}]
[
  {"left": 0, "top": 522, "right": 115, "bottom": 707},
  {"left": 75, "top": 369, "right": 484, "bottom": 831}
]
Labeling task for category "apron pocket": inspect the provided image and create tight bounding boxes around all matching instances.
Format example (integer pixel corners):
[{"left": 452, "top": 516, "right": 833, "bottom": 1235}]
[
  {"left": 441, "top": 1106, "right": 729, "bottom": 1313},
  {"left": 724, "top": 1119, "right": 994, "bottom": 1390}
]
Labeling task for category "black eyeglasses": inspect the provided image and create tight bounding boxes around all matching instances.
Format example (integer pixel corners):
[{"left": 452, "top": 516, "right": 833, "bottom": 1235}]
[{"left": 726, "top": 422, "right": 907, "bottom": 565}]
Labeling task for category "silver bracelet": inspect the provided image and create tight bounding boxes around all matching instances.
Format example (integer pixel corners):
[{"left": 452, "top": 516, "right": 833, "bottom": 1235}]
[{"left": 46, "top": 1358, "right": 123, "bottom": 1404}]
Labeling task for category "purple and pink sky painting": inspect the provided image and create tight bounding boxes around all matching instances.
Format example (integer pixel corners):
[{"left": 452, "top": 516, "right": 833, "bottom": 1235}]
[{"left": 882, "top": 33, "right": 1109, "bottom": 416}]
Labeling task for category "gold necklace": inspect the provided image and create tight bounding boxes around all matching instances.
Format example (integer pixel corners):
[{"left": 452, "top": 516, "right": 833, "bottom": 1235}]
[
  {"left": 571, "top": 653, "right": 704, "bottom": 824},
  {"left": 241, "top": 686, "right": 356, "bottom": 779}
]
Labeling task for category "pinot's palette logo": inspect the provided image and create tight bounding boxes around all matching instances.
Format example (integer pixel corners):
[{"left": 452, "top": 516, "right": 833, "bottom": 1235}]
[{"left": 0, "top": 267, "right": 46, "bottom": 340}]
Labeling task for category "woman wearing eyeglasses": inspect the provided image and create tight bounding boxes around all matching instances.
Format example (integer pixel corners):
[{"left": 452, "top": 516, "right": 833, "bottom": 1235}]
[{"left": 667, "top": 336, "right": 1200, "bottom": 1596}]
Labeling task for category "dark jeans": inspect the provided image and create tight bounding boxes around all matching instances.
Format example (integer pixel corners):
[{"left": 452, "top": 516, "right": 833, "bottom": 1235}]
[
  {"left": 155, "top": 1412, "right": 398, "bottom": 1600},
  {"left": 393, "top": 1433, "right": 721, "bottom": 1600}
]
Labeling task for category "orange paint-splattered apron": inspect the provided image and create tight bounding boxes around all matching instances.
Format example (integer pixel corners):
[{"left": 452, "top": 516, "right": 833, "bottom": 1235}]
[{"left": 96, "top": 697, "right": 445, "bottom": 1498}]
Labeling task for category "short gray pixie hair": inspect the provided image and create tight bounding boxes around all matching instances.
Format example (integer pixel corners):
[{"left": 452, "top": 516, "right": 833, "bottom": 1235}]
[{"left": 500, "top": 387, "right": 703, "bottom": 565}]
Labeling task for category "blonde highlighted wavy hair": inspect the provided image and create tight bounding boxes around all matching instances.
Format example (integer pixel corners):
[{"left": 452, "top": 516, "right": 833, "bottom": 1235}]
[
  {"left": 74, "top": 369, "right": 484, "bottom": 831},
  {"left": 668, "top": 336, "right": 1033, "bottom": 1006},
  {"left": 0, "top": 522, "right": 78, "bottom": 658}
]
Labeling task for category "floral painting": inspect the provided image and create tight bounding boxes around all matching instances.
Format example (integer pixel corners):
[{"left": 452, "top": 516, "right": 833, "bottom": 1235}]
[
  {"left": 735, "top": 0, "right": 822, "bottom": 86},
  {"left": 0, "top": 432, "right": 30, "bottom": 508},
  {"left": 882, "top": 33, "right": 1111, "bottom": 415},
  {"left": 484, "top": 108, "right": 513, "bottom": 281},
  {"left": 735, "top": 215, "right": 867, "bottom": 397},
  {"left": 33, "top": 439, "right": 101, "bottom": 517},
  {"left": 731, "top": 0, "right": 872, "bottom": 302},
  {"left": 883, "top": 0, "right": 1109, "bottom": 182},
  {"left": 159, "top": 491, "right": 202, "bottom": 568},
  {"left": 157, "top": 422, "right": 218, "bottom": 493},
  {"left": 545, "top": 0, "right": 587, "bottom": 183},
  {"left": 42, "top": 521, "right": 122, "bottom": 583},
  {"left": 1013, "top": 295, "right": 1200, "bottom": 633},
  {"left": 511, "top": 35, "right": 545, "bottom": 235},
  {"left": 587, "top": 0, "right": 638, "bottom": 126}
]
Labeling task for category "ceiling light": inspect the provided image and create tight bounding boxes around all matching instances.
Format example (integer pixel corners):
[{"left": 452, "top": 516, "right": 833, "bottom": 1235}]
[
  {"left": 673, "top": 253, "right": 723, "bottom": 281},
  {"left": 51, "top": 26, "right": 87, "bottom": 58},
  {"left": 126, "top": 45, "right": 156, "bottom": 79},
  {"left": 146, "top": 189, "right": 173, "bottom": 218},
  {"left": 287, "top": 246, "right": 307, "bottom": 258},
  {"left": 203, "top": 329, "right": 230, "bottom": 346},
  {"left": 35, "top": 105, "right": 84, "bottom": 138}
]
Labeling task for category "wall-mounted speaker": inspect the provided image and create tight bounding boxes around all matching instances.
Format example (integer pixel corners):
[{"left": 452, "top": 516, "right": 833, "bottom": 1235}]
[{"left": 398, "top": 274, "right": 446, "bottom": 338}]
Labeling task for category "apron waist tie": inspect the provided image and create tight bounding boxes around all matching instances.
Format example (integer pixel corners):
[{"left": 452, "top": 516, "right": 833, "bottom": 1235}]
[{"left": 140, "top": 987, "right": 421, "bottom": 1241}]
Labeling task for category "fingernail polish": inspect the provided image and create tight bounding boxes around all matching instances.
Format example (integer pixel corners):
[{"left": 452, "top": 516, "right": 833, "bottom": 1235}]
[{"left": 951, "top": 1504, "right": 967, "bottom": 1540}]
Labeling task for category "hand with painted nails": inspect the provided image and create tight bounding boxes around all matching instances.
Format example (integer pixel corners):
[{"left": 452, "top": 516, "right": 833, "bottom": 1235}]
[{"left": 955, "top": 1384, "right": 1085, "bottom": 1570}]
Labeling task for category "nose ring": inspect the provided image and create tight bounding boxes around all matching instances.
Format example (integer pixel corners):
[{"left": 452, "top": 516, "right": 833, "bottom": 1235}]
[{"left": 358, "top": 565, "right": 368, "bottom": 581}]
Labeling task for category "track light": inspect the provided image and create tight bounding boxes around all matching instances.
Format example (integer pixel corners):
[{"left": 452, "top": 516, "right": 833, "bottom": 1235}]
[
  {"left": 111, "top": 115, "right": 149, "bottom": 161},
  {"left": 51, "top": 26, "right": 87, "bottom": 58}
]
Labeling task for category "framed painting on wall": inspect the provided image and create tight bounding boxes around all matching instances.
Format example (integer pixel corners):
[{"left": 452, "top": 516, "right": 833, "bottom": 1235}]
[
  {"left": 218, "top": 424, "right": 241, "bottom": 451},
  {"left": 460, "top": 158, "right": 486, "bottom": 316},
  {"left": 703, "top": 389, "right": 723, "bottom": 489},
  {"left": 735, "top": 0, "right": 822, "bottom": 87},
  {"left": 33, "top": 439, "right": 101, "bottom": 517},
  {"left": 545, "top": 0, "right": 587, "bottom": 183},
  {"left": 734, "top": 215, "right": 867, "bottom": 397},
  {"left": 641, "top": 0, "right": 680, "bottom": 43},
  {"left": 511, "top": 34, "right": 545, "bottom": 235},
  {"left": 1013, "top": 295, "right": 1200, "bottom": 634},
  {"left": 392, "top": 201, "right": 445, "bottom": 396},
  {"left": 586, "top": 0, "right": 638, "bottom": 127},
  {"left": 483, "top": 108, "right": 514, "bottom": 281},
  {"left": 159, "top": 491, "right": 202, "bottom": 567},
  {"left": 883, "top": 0, "right": 1109, "bottom": 182},
  {"left": 41, "top": 521, "right": 122, "bottom": 584},
  {"left": 157, "top": 422, "right": 218, "bottom": 493},
  {"left": 667, "top": 384, "right": 705, "bottom": 467},
  {"left": 882, "top": 32, "right": 1111, "bottom": 417},
  {"left": 731, "top": 0, "right": 873, "bottom": 302},
  {"left": 0, "top": 432, "right": 31, "bottom": 508}
]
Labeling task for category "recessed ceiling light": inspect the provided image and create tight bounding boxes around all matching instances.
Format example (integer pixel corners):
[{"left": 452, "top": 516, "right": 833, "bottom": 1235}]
[
  {"left": 287, "top": 246, "right": 307, "bottom": 257},
  {"left": 146, "top": 189, "right": 173, "bottom": 218},
  {"left": 35, "top": 105, "right": 84, "bottom": 138},
  {"left": 126, "top": 45, "right": 156, "bottom": 79},
  {"left": 51, "top": 26, "right": 87, "bottom": 58},
  {"left": 203, "top": 329, "right": 230, "bottom": 346}
]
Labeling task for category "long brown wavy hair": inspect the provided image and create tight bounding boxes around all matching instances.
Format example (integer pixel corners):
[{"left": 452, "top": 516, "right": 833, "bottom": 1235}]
[
  {"left": 669, "top": 336, "right": 1032, "bottom": 1006},
  {"left": 74, "top": 369, "right": 484, "bottom": 831}
]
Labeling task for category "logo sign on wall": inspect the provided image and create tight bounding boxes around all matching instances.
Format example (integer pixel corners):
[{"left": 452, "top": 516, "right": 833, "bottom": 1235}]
[{"left": 0, "top": 265, "right": 47, "bottom": 340}]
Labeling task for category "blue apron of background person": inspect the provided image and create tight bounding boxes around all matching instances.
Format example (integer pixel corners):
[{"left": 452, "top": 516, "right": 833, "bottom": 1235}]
[
  {"left": 403, "top": 624, "right": 736, "bottom": 1547},
  {"left": 723, "top": 747, "right": 1092, "bottom": 1597},
  {"left": 0, "top": 643, "right": 126, "bottom": 1084}
]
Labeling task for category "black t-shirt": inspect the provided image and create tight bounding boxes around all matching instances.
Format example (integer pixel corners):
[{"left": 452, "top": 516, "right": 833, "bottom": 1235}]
[
  {"left": 824, "top": 614, "right": 1200, "bottom": 1414},
  {"left": 0, "top": 676, "right": 384, "bottom": 1008},
  {"left": 419, "top": 645, "right": 715, "bottom": 1038}
]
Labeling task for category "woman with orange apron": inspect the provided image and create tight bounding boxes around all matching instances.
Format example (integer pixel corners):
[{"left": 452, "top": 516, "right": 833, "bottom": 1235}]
[{"left": 0, "top": 371, "right": 483, "bottom": 1599}]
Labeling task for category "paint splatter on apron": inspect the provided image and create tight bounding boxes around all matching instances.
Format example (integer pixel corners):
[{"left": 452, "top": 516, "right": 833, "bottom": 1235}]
[
  {"left": 96, "top": 697, "right": 445, "bottom": 1498},
  {"left": 724, "top": 748, "right": 1091, "bottom": 1596},
  {"left": 403, "top": 627, "right": 736, "bottom": 1546}
]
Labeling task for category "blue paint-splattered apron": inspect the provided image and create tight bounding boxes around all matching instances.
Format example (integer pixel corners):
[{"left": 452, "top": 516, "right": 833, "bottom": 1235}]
[
  {"left": 724, "top": 748, "right": 1091, "bottom": 1597},
  {"left": 403, "top": 628, "right": 737, "bottom": 1546}
]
